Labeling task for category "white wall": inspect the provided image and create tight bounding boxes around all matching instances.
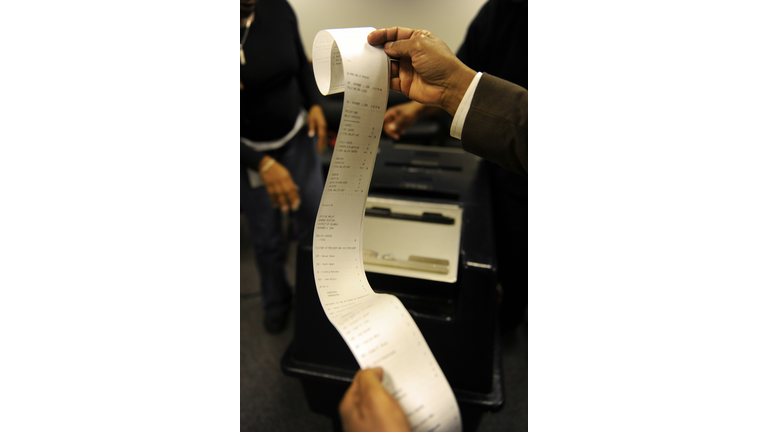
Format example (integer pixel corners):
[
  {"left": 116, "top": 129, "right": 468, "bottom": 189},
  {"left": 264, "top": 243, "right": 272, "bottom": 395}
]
[{"left": 289, "top": 0, "right": 488, "bottom": 59}]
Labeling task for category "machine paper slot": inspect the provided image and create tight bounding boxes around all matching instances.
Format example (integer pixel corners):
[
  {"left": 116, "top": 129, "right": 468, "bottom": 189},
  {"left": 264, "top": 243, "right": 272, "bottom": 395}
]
[{"left": 362, "top": 249, "right": 450, "bottom": 274}]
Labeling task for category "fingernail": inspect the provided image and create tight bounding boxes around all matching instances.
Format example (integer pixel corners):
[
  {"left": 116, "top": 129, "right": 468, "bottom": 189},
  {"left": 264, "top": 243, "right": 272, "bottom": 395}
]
[
  {"left": 308, "top": 130, "right": 315, "bottom": 137},
  {"left": 281, "top": 205, "right": 288, "bottom": 213}
]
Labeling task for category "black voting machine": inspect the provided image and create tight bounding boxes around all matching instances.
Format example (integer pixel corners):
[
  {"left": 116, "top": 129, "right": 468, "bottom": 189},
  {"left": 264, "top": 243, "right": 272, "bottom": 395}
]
[{"left": 281, "top": 131, "right": 504, "bottom": 429}]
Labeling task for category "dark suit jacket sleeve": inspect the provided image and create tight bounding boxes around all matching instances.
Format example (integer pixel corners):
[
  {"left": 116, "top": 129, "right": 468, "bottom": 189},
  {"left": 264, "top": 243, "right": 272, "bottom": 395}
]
[{"left": 460, "top": 73, "right": 528, "bottom": 176}]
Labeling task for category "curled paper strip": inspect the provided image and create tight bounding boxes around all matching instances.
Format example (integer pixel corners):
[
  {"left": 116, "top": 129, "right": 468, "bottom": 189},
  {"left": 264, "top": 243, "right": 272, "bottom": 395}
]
[{"left": 311, "top": 28, "right": 462, "bottom": 432}]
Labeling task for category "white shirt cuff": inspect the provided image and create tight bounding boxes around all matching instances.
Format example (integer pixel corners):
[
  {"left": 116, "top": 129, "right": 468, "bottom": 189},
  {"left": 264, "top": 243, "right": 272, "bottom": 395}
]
[{"left": 450, "top": 72, "right": 484, "bottom": 140}]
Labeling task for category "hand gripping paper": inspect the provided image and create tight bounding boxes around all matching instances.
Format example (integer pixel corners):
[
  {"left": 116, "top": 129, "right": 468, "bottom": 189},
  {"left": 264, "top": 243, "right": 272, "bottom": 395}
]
[{"left": 311, "top": 28, "right": 462, "bottom": 432}]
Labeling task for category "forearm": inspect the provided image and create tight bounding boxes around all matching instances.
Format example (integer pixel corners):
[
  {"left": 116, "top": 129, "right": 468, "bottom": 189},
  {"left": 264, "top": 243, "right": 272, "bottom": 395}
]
[
  {"left": 411, "top": 102, "right": 443, "bottom": 118},
  {"left": 439, "top": 64, "right": 477, "bottom": 117}
]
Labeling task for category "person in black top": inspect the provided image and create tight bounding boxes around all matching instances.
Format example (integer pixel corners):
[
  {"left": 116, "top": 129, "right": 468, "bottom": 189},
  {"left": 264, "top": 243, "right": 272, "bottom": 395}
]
[
  {"left": 240, "top": 0, "right": 326, "bottom": 334},
  {"left": 380, "top": 0, "right": 528, "bottom": 332},
  {"left": 456, "top": 0, "right": 528, "bottom": 331}
]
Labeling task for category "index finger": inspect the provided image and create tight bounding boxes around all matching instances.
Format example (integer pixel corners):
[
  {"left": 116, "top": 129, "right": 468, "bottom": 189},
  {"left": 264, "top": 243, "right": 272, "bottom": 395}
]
[
  {"left": 367, "top": 26, "right": 416, "bottom": 46},
  {"left": 287, "top": 187, "right": 301, "bottom": 212}
]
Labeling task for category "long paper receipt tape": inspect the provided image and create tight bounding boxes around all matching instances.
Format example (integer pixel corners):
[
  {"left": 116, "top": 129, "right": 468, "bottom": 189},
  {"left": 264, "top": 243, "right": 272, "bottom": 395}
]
[{"left": 311, "top": 27, "right": 462, "bottom": 432}]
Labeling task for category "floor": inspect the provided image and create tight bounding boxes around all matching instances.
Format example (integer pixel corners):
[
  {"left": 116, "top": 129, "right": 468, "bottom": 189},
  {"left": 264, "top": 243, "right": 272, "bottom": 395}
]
[{"left": 240, "top": 214, "right": 528, "bottom": 432}]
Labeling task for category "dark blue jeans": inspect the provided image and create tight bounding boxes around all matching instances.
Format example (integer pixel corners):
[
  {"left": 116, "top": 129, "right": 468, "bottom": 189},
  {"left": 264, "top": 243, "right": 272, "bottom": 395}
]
[{"left": 240, "top": 128, "right": 324, "bottom": 316}]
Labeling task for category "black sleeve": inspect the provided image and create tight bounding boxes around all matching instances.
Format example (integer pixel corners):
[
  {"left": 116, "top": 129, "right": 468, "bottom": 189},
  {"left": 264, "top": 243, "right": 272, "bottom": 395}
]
[
  {"left": 241, "top": 142, "right": 266, "bottom": 170},
  {"left": 287, "top": 2, "right": 321, "bottom": 110},
  {"left": 456, "top": 0, "right": 493, "bottom": 69},
  {"left": 455, "top": 0, "right": 528, "bottom": 89}
]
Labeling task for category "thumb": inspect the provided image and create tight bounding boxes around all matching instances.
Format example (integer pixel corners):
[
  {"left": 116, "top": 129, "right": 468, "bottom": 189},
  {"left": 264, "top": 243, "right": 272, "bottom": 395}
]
[
  {"left": 383, "top": 39, "right": 414, "bottom": 60},
  {"left": 383, "top": 29, "right": 434, "bottom": 59},
  {"left": 369, "top": 367, "right": 384, "bottom": 381},
  {"left": 357, "top": 368, "right": 385, "bottom": 395}
]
